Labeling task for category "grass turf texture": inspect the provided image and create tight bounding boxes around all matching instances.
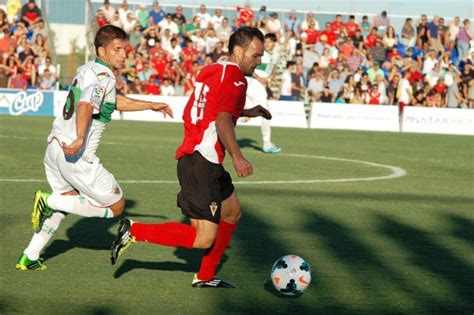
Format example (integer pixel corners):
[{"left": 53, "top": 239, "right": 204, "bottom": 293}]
[{"left": 0, "top": 116, "right": 472, "bottom": 314}]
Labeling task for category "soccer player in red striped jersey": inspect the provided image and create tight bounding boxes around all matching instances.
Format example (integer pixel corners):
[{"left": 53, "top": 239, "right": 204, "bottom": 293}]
[{"left": 111, "top": 27, "right": 272, "bottom": 288}]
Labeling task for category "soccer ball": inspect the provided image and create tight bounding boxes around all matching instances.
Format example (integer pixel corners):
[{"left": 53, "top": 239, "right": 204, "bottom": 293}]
[{"left": 271, "top": 255, "right": 311, "bottom": 296}]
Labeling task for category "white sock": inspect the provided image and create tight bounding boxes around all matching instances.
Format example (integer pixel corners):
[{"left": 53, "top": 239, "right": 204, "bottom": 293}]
[
  {"left": 46, "top": 193, "right": 114, "bottom": 218},
  {"left": 24, "top": 212, "right": 66, "bottom": 260},
  {"left": 261, "top": 118, "right": 272, "bottom": 148}
]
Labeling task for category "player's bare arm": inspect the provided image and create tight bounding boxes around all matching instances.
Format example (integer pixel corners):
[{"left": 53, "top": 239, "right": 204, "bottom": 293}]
[
  {"left": 241, "top": 105, "right": 272, "bottom": 119},
  {"left": 216, "top": 112, "right": 253, "bottom": 177},
  {"left": 62, "top": 102, "right": 93, "bottom": 156},
  {"left": 116, "top": 94, "right": 174, "bottom": 118}
]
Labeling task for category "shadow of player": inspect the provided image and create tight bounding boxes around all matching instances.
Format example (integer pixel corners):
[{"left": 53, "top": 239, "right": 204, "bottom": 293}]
[
  {"left": 237, "top": 138, "right": 262, "bottom": 152},
  {"left": 42, "top": 199, "right": 167, "bottom": 261}
]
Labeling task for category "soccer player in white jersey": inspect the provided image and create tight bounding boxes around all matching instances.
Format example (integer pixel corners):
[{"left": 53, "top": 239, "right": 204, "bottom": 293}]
[
  {"left": 245, "top": 32, "right": 281, "bottom": 153},
  {"left": 15, "top": 25, "right": 173, "bottom": 271}
]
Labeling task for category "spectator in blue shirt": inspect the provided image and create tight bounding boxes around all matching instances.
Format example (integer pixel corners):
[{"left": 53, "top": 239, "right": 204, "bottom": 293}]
[
  {"left": 149, "top": 1, "right": 166, "bottom": 26},
  {"left": 427, "top": 16, "right": 443, "bottom": 54}
]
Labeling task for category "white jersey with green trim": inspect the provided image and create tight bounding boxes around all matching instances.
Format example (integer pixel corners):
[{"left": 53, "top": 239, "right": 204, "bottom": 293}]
[
  {"left": 48, "top": 59, "right": 116, "bottom": 162},
  {"left": 254, "top": 49, "right": 279, "bottom": 79}
]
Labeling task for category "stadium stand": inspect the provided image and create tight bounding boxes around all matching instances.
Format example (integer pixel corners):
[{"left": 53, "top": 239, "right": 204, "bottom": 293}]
[{"left": 1, "top": 0, "right": 473, "bottom": 108}]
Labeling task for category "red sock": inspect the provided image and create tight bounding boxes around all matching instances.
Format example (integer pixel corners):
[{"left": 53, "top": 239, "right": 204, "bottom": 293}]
[
  {"left": 130, "top": 222, "right": 196, "bottom": 249},
  {"left": 197, "top": 220, "right": 238, "bottom": 280}
]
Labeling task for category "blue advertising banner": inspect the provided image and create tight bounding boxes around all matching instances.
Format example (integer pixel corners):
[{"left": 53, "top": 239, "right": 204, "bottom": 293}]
[{"left": 0, "top": 89, "right": 55, "bottom": 116}]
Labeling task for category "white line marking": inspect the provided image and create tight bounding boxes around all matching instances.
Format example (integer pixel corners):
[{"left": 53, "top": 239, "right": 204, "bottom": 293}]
[{"left": 0, "top": 153, "right": 406, "bottom": 184}]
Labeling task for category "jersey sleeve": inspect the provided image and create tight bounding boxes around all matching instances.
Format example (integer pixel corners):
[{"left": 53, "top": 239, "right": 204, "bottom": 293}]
[
  {"left": 79, "top": 73, "right": 114, "bottom": 114},
  {"left": 217, "top": 65, "right": 246, "bottom": 119}
]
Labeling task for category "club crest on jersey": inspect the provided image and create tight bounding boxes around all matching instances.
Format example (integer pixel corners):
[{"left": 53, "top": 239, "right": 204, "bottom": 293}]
[
  {"left": 91, "top": 85, "right": 105, "bottom": 108},
  {"left": 209, "top": 201, "right": 218, "bottom": 217},
  {"left": 233, "top": 81, "right": 246, "bottom": 87}
]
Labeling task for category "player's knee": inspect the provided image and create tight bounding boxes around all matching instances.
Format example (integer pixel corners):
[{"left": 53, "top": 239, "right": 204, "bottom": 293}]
[
  {"left": 193, "top": 235, "right": 216, "bottom": 249},
  {"left": 110, "top": 198, "right": 125, "bottom": 217}
]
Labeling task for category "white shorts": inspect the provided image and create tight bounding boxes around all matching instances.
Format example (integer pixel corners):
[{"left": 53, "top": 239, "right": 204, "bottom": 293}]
[
  {"left": 245, "top": 77, "right": 268, "bottom": 109},
  {"left": 44, "top": 140, "right": 123, "bottom": 207}
]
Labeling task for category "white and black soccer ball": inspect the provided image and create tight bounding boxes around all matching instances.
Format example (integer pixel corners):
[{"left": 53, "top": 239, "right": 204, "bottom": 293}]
[{"left": 271, "top": 254, "right": 311, "bottom": 296}]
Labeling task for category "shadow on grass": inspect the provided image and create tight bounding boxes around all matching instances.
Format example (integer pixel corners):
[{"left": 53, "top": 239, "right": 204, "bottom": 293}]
[
  {"left": 42, "top": 199, "right": 166, "bottom": 261},
  {"left": 238, "top": 138, "right": 262, "bottom": 152}
]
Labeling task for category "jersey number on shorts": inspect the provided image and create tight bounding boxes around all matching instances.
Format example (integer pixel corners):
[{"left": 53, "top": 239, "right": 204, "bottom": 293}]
[
  {"left": 63, "top": 79, "right": 80, "bottom": 120},
  {"left": 190, "top": 82, "right": 209, "bottom": 125}
]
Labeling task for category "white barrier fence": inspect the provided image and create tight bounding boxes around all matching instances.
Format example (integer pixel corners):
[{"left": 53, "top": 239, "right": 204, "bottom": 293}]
[{"left": 4, "top": 89, "right": 472, "bottom": 136}]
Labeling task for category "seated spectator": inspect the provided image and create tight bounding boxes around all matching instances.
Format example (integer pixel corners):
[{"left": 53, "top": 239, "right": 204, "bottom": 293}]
[
  {"left": 122, "top": 12, "right": 138, "bottom": 34},
  {"left": 38, "top": 68, "right": 55, "bottom": 90},
  {"left": 320, "top": 86, "right": 334, "bottom": 103},
  {"left": 301, "top": 12, "right": 319, "bottom": 32},
  {"left": 350, "top": 87, "right": 365, "bottom": 104},
  {"left": 166, "top": 37, "right": 182, "bottom": 61},
  {"left": 351, "top": 29, "right": 364, "bottom": 49},
  {"left": 266, "top": 12, "right": 282, "bottom": 41},
  {"left": 401, "top": 18, "right": 416, "bottom": 48},
  {"left": 365, "top": 27, "right": 381, "bottom": 49},
  {"left": 447, "top": 17, "right": 461, "bottom": 48},
  {"left": 129, "top": 77, "right": 144, "bottom": 94},
  {"left": 346, "top": 15, "right": 360, "bottom": 37},
  {"left": 159, "top": 13, "right": 179, "bottom": 36},
  {"left": 308, "top": 70, "right": 325, "bottom": 102},
  {"left": 135, "top": 4, "right": 149, "bottom": 30},
  {"left": 7, "top": 68, "right": 27, "bottom": 89},
  {"left": 426, "top": 63, "right": 443, "bottom": 87},
  {"left": 117, "top": 1, "right": 133, "bottom": 26},
  {"left": 96, "top": 10, "right": 108, "bottom": 28},
  {"left": 148, "top": 1, "right": 166, "bottom": 26},
  {"left": 387, "top": 74, "right": 400, "bottom": 104},
  {"left": 209, "top": 41, "right": 224, "bottom": 62},
  {"left": 374, "top": 11, "right": 390, "bottom": 36},
  {"left": 366, "top": 84, "right": 381, "bottom": 104},
  {"left": 109, "top": 10, "right": 122, "bottom": 28},
  {"left": 383, "top": 26, "right": 397, "bottom": 49},
  {"left": 328, "top": 69, "right": 344, "bottom": 96},
  {"left": 128, "top": 24, "right": 144, "bottom": 49},
  {"left": 370, "top": 40, "right": 386, "bottom": 65},
  {"left": 99, "top": 0, "right": 116, "bottom": 23},
  {"left": 342, "top": 75, "right": 355, "bottom": 103},
  {"left": 20, "top": 0, "right": 41, "bottom": 27},
  {"left": 171, "top": 5, "right": 186, "bottom": 35},
  {"left": 183, "top": 16, "right": 200, "bottom": 39},
  {"left": 31, "top": 19, "right": 48, "bottom": 41},
  {"left": 361, "top": 15, "right": 371, "bottom": 37},
  {"left": 285, "top": 10, "right": 301, "bottom": 38},
  {"left": 160, "top": 77, "right": 175, "bottom": 96},
  {"left": 0, "top": 63, "right": 8, "bottom": 88},
  {"left": 195, "top": 4, "right": 211, "bottom": 29},
  {"left": 137, "top": 61, "right": 155, "bottom": 82},
  {"left": 368, "top": 61, "right": 385, "bottom": 83},
  {"left": 144, "top": 75, "right": 160, "bottom": 95},
  {"left": 38, "top": 56, "right": 56, "bottom": 77},
  {"left": 319, "top": 22, "right": 337, "bottom": 46}
]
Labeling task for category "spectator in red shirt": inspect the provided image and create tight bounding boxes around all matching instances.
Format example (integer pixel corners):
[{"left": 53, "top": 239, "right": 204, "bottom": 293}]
[
  {"left": 345, "top": 15, "right": 360, "bottom": 37},
  {"left": 236, "top": 2, "right": 254, "bottom": 26},
  {"left": 96, "top": 9, "right": 108, "bottom": 28},
  {"left": 339, "top": 37, "right": 355, "bottom": 58},
  {"left": 144, "top": 74, "right": 160, "bottom": 95},
  {"left": 331, "top": 14, "right": 344, "bottom": 37},
  {"left": 365, "top": 27, "right": 381, "bottom": 49},
  {"left": 8, "top": 69, "right": 28, "bottom": 89},
  {"left": 304, "top": 19, "right": 319, "bottom": 45},
  {"left": 320, "top": 22, "right": 337, "bottom": 46},
  {"left": 407, "top": 62, "right": 423, "bottom": 84},
  {"left": 433, "top": 77, "right": 447, "bottom": 95},
  {"left": 20, "top": 0, "right": 41, "bottom": 27},
  {"left": 367, "top": 84, "right": 381, "bottom": 104},
  {"left": 151, "top": 51, "right": 170, "bottom": 79}
]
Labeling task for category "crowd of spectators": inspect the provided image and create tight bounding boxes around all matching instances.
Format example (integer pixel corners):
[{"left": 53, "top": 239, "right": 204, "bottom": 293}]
[
  {"left": 1, "top": 0, "right": 473, "bottom": 109},
  {"left": 0, "top": 0, "right": 57, "bottom": 90}
]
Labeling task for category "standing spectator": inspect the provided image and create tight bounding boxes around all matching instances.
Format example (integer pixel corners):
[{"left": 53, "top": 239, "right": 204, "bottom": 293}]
[
  {"left": 211, "top": 8, "right": 224, "bottom": 30},
  {"left": 285, "top": 10, "right": 301, "bottom": 38},
  {"left": 20, "top": 0, "right": 41, "bottom": 27},
  {"left": 417, "top": 14, "right": 430, "bottom": 46},
  {"left": 457, "top": 19, "right": 472, "bottom": 60},
  {"left": 171, "top": 5, "right": 186, "bottom": 35},
  {"left": 428, "top": 16, "right": 443, "bottom": 54},
  {"left": 330, "top": 14, "right": 345, "bottom": 38},
  {"left": 398, "top": 70, "right": 413, "bottom": 110},
  {"left": 387, "top": 74, "right": 400, "bottom": 105},
  {"left": 291, "top": 64, "right": 305, "bottom": 101},
  {"left": 447, "top": 17, "right": 461, "bottom": 48},
  {"left": 135, "top": 4, "right": 149, "bottom": 30},
  {"left": 401, "top": 18, "right": 416, "bottom": 48},
  {"left": 236, "top": 2, "right": 253, "bottom": 26},
  {"left": 38, "top": 68, "right": 55, "bottom": 90},
  {"left": 446, "top": 75, "right": 464, "bottom": 108},
  {"left": 438, "top": 17, "right": 448, "bottom": 47},
  {"left": 99, "top": 0, "right": 115, "bottom": 23},
  {"left": 117, "top": 1, "right": 133, "bottom": 26},
  {"left": 195, "top": 4, "right": 211, "bottom": 30},
  {"left": 301, "top": 12, "right": 319, "bottom": 32},
  {"left": 149, "top": 1, "right": 166, "bottom": 26},
  {"left": 279, "top": 61, "right": 294, "bottom": 100},
  {"left": 320, "top": 22, "right": 337, "bottom": 46},
  {"left": 266, "top": 13, "right": 282, "bottom": 41},
  {"left": 373, "top": 10, "right": 390, "bottom": 37}
]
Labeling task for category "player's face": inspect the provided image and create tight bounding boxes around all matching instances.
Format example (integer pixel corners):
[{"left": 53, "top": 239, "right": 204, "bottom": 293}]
[
  {"left": 100, "top": 38, "right": 127, "bottom": 70},
  {"left": 239, "top": 38, "right": 264, "bottom": 76}
]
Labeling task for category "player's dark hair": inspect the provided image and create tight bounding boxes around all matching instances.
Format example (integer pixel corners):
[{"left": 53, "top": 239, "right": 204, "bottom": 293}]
[
  {"left": 228, "top": 26, "right": 264, "bottom": 55},
  {"left": 94, "top": 25, "right": 127, "bottom": 55},
  {"left": 264, "top": 33, "right": 277, "bottom": 42}
]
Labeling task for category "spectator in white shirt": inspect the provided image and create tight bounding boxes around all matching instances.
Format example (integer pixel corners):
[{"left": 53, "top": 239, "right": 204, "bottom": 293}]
[
  {"left": 99, "top": 0, "right": 116, "bottom": 22},
  {"left": 166, "top": 38, "right": 182, "bottom": 61},
  {"left": 160, "top": 77, "right": 175, "bottom": 96},
  {"left": 195, "top": 4, "right": 211, "bottom": 29},
  {"left": 422, "top": 50, "right": 438, "bottom": 74},
  {"left": 159, "top": 13, "right": 179, "bottom": 36},
  {"left": 210, "top": 8, "right": 224, "bottom": 30},
  {"left": 118, "top": 1, "right": 133, "bottom": 26}
]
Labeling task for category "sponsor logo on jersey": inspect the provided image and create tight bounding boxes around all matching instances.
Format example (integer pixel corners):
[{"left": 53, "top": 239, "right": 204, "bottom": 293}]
[
  {"left": 233, "top": 81, "right": 246, "bottom": 87},
  {"left": 91, "top": 85, "right": 106, "bottom": 108}
]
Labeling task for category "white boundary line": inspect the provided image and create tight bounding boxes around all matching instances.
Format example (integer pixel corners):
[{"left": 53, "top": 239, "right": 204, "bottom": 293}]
[{"left": 0, "top": 153, "right": 406, "bottom": 185}]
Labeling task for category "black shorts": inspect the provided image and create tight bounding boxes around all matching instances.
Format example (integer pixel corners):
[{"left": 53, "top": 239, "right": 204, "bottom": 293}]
[{"left": 177, "top": 151, "right": 234, "bottom": 224}]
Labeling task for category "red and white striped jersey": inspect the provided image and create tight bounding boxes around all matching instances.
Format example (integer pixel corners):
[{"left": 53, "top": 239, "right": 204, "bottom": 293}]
[{"left": 175, "top": 62, "right": 247, "bottom": 164}]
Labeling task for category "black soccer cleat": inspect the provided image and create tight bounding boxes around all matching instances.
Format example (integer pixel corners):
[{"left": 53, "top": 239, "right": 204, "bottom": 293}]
[
  {"left": 110, "top": 218, "right": 136, "bottom": 265},
  {"left": 191, "top": 274, "right": 236, "bottom": 288}
]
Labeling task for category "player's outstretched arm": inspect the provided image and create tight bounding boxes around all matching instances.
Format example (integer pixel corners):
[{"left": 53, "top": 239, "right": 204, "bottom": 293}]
[
  {"left": 116, "top": 94, "right": 174, "bottom": 118},
  {"left": 241, "top": 105, "right": 272, "bottom": 120},
  {"left": 216, "top": 112, "right": 253, "bottom": 177}
]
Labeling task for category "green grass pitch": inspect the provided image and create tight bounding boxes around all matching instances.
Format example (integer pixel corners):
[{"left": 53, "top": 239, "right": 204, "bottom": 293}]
[{"left": 0, "top": 116, "right": 473, "bottom": 314}]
